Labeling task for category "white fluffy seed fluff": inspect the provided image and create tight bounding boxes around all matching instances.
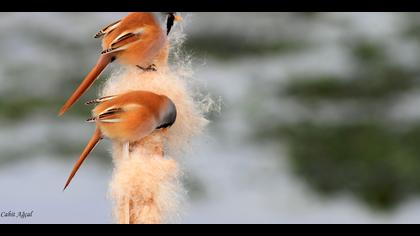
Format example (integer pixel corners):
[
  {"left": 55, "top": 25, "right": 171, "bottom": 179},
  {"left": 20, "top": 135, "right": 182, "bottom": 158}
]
[{"left": 104, "top": 21, "right": 210, "bottom": 224}]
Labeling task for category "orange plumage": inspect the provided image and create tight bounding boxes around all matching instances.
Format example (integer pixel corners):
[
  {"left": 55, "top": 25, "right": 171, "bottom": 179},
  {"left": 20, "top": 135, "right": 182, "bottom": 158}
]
[
  {"left": 59, "top": 13, "right": 168, "bottom": 116},
  {"left": 63, "top": 91, "right": 177, "bottom": 190}
]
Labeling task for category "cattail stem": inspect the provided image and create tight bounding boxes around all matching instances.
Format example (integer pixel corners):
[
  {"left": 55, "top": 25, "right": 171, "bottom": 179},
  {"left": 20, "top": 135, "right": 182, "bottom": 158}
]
[
  {"left": 122, "top": 142, "right": 130, "bottom": 224},
  {"left": 105, "top": 25, "right": 209, "bottom": 224},
  {"left": 110, "top": 133, "right": 179, "bottom": 224}
]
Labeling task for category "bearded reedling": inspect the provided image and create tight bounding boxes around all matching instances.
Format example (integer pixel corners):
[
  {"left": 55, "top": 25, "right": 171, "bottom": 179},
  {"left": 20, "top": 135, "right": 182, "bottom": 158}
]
[
  {"left": 63, "top": 90, "right": 177, "bottom": 190},
  {"left": 59, "top": 12, "right": 169, "bottom": 116}
]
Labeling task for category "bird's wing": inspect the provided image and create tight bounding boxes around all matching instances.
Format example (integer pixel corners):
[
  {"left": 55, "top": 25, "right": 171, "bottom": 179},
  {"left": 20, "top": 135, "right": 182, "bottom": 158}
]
[
  {"left": 85, "top": 95, "right": 117, "bottom": 105},
  {"left": 96, "top": 107, "right": 124, "bottom": 123},
  {"left": 94, "top": 20, "right": 122, "bottom": 38},
  {"left": 99, "top": 107, "right": 123, "bottom": 118},
  {"left": 101, "top": 28, "right": 145, "bottom": 55}
]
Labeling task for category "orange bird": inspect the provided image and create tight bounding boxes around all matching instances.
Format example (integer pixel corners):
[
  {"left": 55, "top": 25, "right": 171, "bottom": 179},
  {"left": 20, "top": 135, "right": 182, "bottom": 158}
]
[
  {"left": 58, "top": 12, "right": 169, "bottom": 116},
  {"left": 63, "top": 91, "right": 177, "bottom": 190}
]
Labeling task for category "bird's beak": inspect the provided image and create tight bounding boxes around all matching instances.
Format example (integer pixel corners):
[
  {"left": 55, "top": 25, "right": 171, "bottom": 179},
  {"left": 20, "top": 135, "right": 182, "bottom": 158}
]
[
  {"left": 63, "top": 128, "right": 102, "bottom": 191},
  {"left": 58, "top": 54, "right": 114, "bottom": 116},
  {"left": 174, "top": 15, "right": 182, "bottom": 22}
]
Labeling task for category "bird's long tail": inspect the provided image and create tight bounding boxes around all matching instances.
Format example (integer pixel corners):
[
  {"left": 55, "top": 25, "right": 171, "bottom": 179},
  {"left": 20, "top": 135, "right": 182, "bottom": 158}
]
[
  {"left": 59, "top": 54, "right": 113, "bottom": 116},
  {"left": 63, "top": 127, "right": 102, "bottom": 190}
]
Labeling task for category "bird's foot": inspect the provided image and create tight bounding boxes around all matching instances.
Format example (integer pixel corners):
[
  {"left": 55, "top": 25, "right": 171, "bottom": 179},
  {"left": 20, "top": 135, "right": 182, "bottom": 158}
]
[{"left": 136, "top": 64, "right": 157, "bottom": 72}]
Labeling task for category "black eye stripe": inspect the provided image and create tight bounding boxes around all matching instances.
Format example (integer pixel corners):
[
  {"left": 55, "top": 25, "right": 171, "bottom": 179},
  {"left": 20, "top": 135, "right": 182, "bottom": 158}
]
[
  {"left": 156, "top": 100, "right": 177, "bottom": 130},
  {"left": 166, "top": 13, "right": 175, "bottom": 35}
]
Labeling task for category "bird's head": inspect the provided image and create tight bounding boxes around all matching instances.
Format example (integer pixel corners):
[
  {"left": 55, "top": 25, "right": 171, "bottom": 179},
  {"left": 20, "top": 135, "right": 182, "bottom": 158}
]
[{"left": 166, "top": 12, "right": 182, "bottom": 35}]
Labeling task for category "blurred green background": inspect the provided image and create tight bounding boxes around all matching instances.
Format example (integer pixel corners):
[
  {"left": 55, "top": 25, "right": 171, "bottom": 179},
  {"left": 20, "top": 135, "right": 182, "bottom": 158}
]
[{"left": 1, "top": 13, "right": 420, "bottom": 223}]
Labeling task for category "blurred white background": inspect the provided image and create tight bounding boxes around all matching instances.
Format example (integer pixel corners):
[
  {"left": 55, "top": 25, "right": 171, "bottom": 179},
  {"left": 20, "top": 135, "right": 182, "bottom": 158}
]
[{"left": 2, "top": 13, "right": 420, "bottom": 223}]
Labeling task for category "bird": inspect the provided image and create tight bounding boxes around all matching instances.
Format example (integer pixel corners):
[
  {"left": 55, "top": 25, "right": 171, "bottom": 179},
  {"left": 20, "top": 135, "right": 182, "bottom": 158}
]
[
  {"left": 58, "top": 12, "right": 169, "bottom": 116},
  {"left": 166, "top": 12, "right": 182, "bottom": 35},
  {"left": 63, "top": 90, "right": 177, "bottom": 190}
]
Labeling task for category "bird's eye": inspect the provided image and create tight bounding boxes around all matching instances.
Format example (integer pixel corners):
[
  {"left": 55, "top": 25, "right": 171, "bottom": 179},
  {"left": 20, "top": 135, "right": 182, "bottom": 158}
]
[{"left": 111, "top": 56, "right": 116, "bottom": 62}]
